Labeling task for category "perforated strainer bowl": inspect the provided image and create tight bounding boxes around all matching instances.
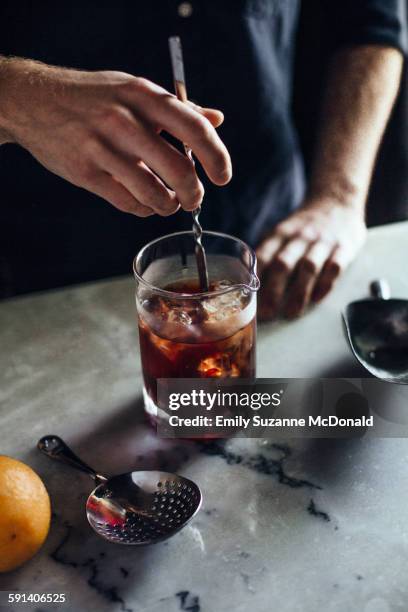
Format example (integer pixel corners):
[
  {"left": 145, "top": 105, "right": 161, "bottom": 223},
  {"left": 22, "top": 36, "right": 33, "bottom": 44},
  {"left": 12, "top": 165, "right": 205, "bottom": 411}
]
[{"left": 38, "top": 436, "right": 202, "bottom": 545}]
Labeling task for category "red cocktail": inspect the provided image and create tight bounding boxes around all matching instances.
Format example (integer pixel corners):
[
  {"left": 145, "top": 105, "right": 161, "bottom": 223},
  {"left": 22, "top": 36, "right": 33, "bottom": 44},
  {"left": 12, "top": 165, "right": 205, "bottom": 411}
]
[{"left": 134, "top": 232, "right": 259, "bottom": 425}]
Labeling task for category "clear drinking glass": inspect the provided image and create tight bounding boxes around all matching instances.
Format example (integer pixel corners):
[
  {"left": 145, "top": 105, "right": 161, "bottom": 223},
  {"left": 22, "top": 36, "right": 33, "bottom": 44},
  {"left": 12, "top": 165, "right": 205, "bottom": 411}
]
[{"left": 133, "top": 230, "right": 260, "bottom": 425}]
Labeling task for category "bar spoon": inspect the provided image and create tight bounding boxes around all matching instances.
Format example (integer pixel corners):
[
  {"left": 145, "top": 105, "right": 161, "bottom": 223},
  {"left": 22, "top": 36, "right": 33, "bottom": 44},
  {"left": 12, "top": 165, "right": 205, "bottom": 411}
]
[{"left": 38, "top": 435, "right": 202, "bottom": 545}]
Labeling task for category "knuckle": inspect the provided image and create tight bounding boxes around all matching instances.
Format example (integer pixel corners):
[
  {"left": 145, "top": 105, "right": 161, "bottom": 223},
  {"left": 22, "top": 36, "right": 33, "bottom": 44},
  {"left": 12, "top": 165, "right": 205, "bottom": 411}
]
[
  {"left": 81, "top": 135, "right": 103, "bottom": 159},
  {"left": 100, "top": 105, "right": 132, "bottom": 130},
  {"left": 274, "top": 224, "right": 290, "bottom": 241},
  {"left": 187, "top": 114, "right": 213, "bottom": 141},
  {"left": 135, "top": 77, "right": 156, "bottom": 95},
  {"left": 98, "top": 106, "right": 117, "bottom": 125},
  {"left": 299, "top": 225, "right": 321, "bottom": 242},
  {"left": 133, "top": 76, "right": 149, "bottom": 87},
  {"left": 125, "top": 76, "right": 152, "bottom": 95},
  {"left": 196, "top": 118, "right": 213, "bottom": 142}
]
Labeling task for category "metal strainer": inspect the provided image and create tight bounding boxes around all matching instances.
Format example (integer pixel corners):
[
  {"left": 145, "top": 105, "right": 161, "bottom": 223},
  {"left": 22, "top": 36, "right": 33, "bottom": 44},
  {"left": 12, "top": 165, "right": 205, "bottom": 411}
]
[{"left": 38, "top": 435, "right": 202, "bottom": 545}]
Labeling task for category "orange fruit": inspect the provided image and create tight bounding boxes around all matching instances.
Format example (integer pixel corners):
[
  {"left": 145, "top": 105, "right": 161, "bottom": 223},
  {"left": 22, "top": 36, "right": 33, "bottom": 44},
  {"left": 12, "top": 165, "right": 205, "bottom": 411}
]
[{"left": 0, "top": 456, "right": 51, "bottom": 572}]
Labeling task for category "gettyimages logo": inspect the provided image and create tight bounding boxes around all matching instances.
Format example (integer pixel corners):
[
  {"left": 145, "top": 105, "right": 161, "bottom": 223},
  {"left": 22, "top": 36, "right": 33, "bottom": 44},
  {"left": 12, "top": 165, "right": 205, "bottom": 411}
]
[
  {"left": 168, "top": 388, "right": 283, "bottom": 411},
  {"left": 157, "top": 378, "right": 407, "bottom": 438}
]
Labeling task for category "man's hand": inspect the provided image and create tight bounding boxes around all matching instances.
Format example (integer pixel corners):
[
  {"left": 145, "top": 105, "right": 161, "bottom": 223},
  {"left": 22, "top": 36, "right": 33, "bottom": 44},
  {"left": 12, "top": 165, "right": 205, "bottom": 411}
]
[
  {"left": 256, "top": 198, "right": 367, "bottom": 320},
  {"left": 0, "top": 58, "right": 232, "bottom": 216},
  {"left": 256, "top": 44, "right": 402, "bottom": 321}
]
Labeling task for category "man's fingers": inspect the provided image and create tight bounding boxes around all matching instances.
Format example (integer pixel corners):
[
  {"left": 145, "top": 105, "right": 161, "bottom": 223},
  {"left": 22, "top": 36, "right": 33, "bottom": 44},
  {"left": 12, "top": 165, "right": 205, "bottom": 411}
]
[
  {"left": 154, "top": 96, "right": 232, "bottom": 185},
  {"left": 275, "top": 238, "right": 309, "bottom": 269},
  {"left": 312, "top": 224, "right": 365, "bottom": 303},
  {"left": 129, "top": 84, "right": 232, "bottom": 186},
  {"left": 284, "top": 241, "right": 333, "bottom": 318},
  {"left": 256, "top": 233, "right": 285, "bottom": 320},
  {"left": 200, "top": 108, "right": 224, "bottom": 128},
  {"left": 99, "top": 110, "right": 204, "bottom": 211},
  {"left": 98, "top": 146, "right": 180, "bottom": 216},
  {"left": 256, "top": 235, "right": 285, "bottom": 276},
  {"left": 87, "top": 171, "right": 155, "bottom": 217},
  {"left": 258, "top": 238, "right": 309, "bottom": 320},
  {"left": 312, "top": 246, "right": 346, "bottom": 303},
  {"left": 187, "top": 102, "right": 225, "bottom": 128}
]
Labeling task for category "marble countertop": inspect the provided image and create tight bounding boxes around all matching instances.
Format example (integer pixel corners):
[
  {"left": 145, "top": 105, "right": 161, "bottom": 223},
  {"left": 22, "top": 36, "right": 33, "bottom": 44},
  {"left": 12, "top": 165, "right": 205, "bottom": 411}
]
[{"left": 1, "top": 221, "right": 408, "bottom": 612}]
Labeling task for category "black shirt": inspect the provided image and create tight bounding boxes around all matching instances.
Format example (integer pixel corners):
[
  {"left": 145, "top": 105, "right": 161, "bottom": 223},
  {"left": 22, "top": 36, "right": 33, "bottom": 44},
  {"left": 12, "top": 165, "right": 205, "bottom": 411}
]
[{"left": 0, "top": 0, "right": 406, "bottom": 296}]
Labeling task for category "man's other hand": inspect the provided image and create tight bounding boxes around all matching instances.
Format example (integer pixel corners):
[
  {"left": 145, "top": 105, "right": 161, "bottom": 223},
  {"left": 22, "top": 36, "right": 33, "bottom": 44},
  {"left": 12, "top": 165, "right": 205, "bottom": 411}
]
[
  {"left": 0, "top": 59, "right": 232, "bottom": 216},
  {"left": 256, "top": 198, "right": 367, "bottom": 320}
]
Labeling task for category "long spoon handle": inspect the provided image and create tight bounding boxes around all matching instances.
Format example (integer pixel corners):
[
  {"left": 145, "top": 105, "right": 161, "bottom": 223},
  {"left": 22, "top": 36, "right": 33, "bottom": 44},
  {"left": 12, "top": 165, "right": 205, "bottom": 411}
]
[
  {"left": 37, "top": 435, "right": 107, "bottom": 484},
  {"left": 370, "top": 279, "right": 391, "bottom": 300},
  {"left": 168, "top": 35, "right": 209, "bottom": 292}
]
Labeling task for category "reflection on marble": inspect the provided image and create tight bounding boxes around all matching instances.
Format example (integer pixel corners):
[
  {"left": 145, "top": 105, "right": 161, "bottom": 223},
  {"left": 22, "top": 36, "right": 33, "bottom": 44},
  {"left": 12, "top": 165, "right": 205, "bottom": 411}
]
[{"left": 1, "top": 222, "right": 408, "bottom": 612}]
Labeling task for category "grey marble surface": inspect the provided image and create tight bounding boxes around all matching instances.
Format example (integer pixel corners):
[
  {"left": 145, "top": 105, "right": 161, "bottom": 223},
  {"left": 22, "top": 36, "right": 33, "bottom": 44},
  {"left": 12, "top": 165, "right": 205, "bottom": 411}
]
[{"left": 0, "top": 221, "right": 408, "bottom": 612}]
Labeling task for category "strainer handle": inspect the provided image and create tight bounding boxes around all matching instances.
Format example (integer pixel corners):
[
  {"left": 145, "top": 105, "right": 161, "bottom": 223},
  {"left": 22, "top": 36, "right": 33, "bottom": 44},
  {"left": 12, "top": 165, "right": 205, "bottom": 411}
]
[
  {"left": 370, "top": 279, "right": 390, "bottom": 300},
  {"left": 37, "top": 435, "right": 107, "bottom": 484}
]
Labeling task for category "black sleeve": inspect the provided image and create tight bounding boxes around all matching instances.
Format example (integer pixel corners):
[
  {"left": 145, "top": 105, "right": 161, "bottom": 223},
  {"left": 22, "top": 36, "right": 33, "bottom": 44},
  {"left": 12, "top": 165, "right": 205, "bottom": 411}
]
[{"left": 326, "top": 0, "right": 408, "bottom": 55}]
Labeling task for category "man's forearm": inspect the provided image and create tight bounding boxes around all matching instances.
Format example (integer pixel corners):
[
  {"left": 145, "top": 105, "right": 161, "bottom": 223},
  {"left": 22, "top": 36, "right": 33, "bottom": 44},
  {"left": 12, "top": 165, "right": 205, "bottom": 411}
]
[
  {"left": 0, "top": 56, "right": 67, "bottom": 146},
  {"left": 0, "top": 56, "right": 15, "bottom": 144},
  {"left": 257, "top": 44, "right": 402, "bottom": 318},
  {"left": 307, "top": 45, "right": 403, "bottom": 211}
]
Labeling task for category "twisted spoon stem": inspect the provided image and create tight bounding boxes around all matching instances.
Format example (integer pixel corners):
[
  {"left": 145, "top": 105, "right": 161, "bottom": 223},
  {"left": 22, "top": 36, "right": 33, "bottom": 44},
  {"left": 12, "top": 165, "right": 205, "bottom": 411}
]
[
  {"left": 192, "top": 207, "right": 204, "bottom": 251},
  {"left": 169, "top": 36, "right": 210, "bottom": 292}
]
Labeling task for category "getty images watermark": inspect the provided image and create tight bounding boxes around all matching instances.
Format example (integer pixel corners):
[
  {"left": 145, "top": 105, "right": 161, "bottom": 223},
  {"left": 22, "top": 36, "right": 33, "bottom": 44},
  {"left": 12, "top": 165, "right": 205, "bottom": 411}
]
[{"left": 156, "top": 378, "right": 408, "bottom": 438}]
